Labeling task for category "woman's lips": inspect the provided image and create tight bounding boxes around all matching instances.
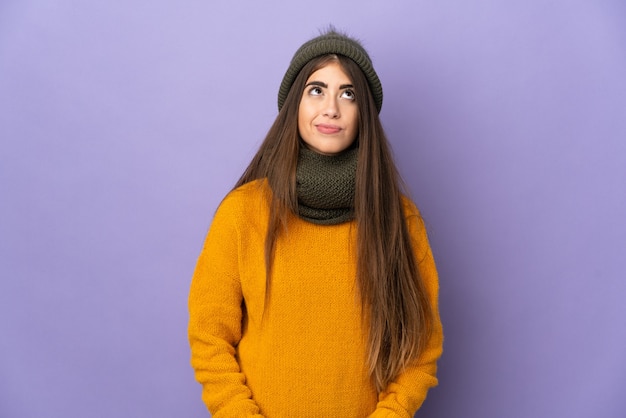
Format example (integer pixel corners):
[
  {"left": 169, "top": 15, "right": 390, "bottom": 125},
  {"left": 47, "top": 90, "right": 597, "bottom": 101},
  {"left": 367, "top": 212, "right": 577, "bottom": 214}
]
[{"left": 315, "top": 124, "right": 342, "bottom": 134}]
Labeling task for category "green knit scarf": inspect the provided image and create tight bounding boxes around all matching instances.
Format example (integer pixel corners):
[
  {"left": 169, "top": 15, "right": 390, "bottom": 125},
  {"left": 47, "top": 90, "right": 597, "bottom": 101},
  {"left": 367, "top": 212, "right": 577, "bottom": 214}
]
[{"left": 296, "top": 145, "right": 357, "bottom": 225}]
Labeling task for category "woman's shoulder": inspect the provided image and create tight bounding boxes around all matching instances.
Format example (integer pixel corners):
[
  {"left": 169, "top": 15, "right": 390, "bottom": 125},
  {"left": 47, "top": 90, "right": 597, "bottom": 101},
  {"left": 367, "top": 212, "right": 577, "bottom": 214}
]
[
  {"left": 216, "top": 178, "right": 271, "bottom": 219},
  {"left": 400, "top": 195, "right": 422, "bottom": 219},
  {"left": 400, "top": 195, "right": 431, "bottom": 245},
  {"left": 227, "top": 178, "right": 270, "bottom": 199}
]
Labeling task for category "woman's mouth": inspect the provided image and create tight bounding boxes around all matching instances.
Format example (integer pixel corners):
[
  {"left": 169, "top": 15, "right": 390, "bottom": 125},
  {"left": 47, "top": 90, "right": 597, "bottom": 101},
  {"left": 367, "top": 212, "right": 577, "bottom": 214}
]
[{"left": 315, "top": 124, "right": 342, "bottom": 134}]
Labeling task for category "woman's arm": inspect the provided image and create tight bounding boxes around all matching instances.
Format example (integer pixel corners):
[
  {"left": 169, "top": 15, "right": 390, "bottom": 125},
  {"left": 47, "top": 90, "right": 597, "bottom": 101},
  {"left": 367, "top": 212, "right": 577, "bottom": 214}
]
[
  {"left": 369, "top": 201, "right": 444, "bottom": 418},
  {"left": 188, "top": 198, "right": 264, "bottom": 417}
]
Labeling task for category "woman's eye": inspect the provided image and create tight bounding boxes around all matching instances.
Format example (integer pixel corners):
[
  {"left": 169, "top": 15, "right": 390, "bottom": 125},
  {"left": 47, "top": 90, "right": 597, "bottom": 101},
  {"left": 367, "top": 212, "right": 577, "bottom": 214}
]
[
  {"left": 341, "top": 90, "right": 355, "bottom": 100},
  {"left": 309, "top": 86, "right": 323, "bottom": 96}
]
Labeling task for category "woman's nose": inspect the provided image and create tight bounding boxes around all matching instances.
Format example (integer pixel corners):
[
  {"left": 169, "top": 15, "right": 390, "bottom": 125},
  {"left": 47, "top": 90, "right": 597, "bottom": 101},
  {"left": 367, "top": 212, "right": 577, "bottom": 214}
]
[{"left": 322, "top": 97, "right": 340, "bottom": 119}]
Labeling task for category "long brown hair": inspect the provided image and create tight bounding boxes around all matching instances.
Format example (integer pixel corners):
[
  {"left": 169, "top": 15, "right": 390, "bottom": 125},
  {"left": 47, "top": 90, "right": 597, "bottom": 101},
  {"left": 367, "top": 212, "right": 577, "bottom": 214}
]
[{"left": 235, "top": 54, "right": 433, "bottom": 391}]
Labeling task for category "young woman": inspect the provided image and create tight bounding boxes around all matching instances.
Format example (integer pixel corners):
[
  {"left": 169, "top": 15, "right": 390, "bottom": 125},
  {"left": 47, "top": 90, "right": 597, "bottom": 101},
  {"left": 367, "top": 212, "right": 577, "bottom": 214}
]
[{"left": 188, "top": 29, "right": 443, "bottom": 417}]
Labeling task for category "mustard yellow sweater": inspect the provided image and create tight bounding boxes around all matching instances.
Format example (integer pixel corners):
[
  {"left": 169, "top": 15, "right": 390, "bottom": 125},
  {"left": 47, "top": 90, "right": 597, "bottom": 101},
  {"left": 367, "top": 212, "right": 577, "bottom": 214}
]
[{"left": 188, "top": 179, "right": 443, "bottom": 418}]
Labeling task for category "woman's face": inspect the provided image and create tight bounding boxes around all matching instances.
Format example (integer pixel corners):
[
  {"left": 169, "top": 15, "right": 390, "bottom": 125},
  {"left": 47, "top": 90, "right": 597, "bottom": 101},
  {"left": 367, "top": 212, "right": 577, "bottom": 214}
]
[{"left": 298, "top": 61, "right": 358, "bottom": 155}]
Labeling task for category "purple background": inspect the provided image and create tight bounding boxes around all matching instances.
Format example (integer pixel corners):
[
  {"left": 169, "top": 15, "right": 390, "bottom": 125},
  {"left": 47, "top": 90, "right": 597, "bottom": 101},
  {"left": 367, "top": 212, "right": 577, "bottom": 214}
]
[{"left": 1, "top": 1, "right": 625, "bottom": 417}]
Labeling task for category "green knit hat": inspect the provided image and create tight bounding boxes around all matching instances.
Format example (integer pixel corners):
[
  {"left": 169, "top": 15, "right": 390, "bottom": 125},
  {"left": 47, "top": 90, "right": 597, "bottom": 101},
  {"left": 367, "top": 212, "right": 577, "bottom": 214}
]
[{"left": 278, "top": 30, "right": 383, "bottom": 113}]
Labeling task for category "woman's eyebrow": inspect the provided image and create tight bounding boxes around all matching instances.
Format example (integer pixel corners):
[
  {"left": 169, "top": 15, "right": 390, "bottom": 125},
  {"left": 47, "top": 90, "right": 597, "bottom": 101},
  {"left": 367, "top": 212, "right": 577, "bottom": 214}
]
[{"left": 305, "top": 81, "right": 327, "bottom": 88}]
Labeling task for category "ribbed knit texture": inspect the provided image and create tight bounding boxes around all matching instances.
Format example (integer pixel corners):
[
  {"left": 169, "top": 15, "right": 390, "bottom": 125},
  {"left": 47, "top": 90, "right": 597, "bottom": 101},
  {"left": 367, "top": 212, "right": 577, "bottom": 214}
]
[
  {"left": 278, "top": 30, "right": 383, "bottom": 113},
  {"left": 188, "top": 179, "right": 443, "bottom": 418},
  {"left": 296, "top": 145, "right": 357, "bottom": 225}
]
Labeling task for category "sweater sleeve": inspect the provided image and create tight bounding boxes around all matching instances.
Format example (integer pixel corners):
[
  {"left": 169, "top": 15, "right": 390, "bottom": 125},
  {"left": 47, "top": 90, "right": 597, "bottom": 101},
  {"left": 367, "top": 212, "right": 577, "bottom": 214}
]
[
  {"left": 188, "top": 197, "right": 264, "bottom": 418},
  {"left": 369, "top": 201, "right": 444, "bottom": 418}
]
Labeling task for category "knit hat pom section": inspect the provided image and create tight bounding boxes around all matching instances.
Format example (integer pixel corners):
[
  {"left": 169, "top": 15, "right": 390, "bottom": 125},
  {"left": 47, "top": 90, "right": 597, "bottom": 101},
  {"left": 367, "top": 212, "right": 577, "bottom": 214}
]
[{"left": 278, "top": 30, "right": 383, "bottom": 113}]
